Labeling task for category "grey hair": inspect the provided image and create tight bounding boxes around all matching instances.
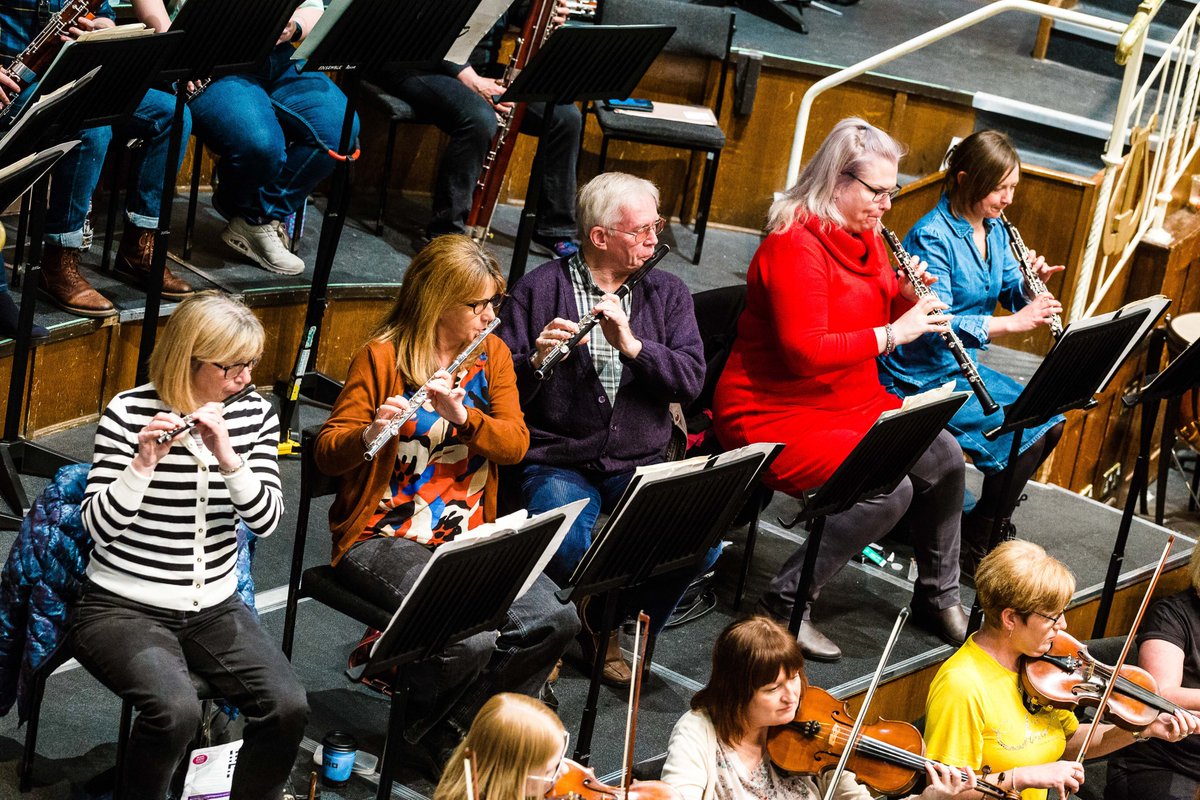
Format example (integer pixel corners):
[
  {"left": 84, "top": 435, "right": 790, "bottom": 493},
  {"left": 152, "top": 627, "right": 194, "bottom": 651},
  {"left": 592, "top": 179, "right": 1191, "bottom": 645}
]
[
  {"left": 767, "top": 117, "right": 905, "bottom": 234},
  {"left": 577, "top": 172, "right": 660, "bottom": 238}
]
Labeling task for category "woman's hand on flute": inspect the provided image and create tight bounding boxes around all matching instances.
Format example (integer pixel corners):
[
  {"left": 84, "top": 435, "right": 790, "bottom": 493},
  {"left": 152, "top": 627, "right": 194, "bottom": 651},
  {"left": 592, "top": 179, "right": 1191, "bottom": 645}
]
[
  {"left": 190, "top": 403, "right": 240, "bottom": 472},
  {"left": 133, "top": 412, "right": 188, "bottom": 476},
  {"left": 426, "top": 370, "right": 469, "bottom": 426},
  {"left": 362, "top": 394, "right": 412, "bottom": 448}
]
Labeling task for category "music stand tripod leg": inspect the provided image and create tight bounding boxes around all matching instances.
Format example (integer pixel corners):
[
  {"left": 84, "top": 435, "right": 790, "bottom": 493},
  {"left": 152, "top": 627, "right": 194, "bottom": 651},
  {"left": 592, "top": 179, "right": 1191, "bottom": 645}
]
[
  {"left": 573, "top": 589, "right": 620, "bottom": 765},
  {"left": 966, "top": 430, "right": 1025, "bottom": 633},
  {"left": 375, "top": 664, "right": 409, "bottom": 800},
  {"left": 787, "top": 514, "right": 825, "bottom": 637}
]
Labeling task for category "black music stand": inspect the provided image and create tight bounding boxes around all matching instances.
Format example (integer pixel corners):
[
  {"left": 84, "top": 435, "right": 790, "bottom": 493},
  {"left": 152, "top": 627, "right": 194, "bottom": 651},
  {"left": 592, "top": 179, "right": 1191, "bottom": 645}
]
[
  {"left": 963, "top": 298, "right": 1168, "bottom": 632},
  {"left": 781, "top": 393, "right": 969, "bottom": 636},
  {"left": 1092, "top": 319, "right": 1200, "bottom": 637},
  {"left": 131, "top": 0, "right": 301, "bottom": 384},
  {"left": 357, "top": 510, "right": 567, "bottom": 800},
  {"left": 0, "top": 33, "right": 185, "bottom": 529},
  {"left": 275, "top": 0, "right": 486, "bottom": 455},
  {"left": 497, "top": 23, "right": 675, "bottom": 281},
  {"left": 0, "top": 144, "right": 80, "bottom": 528},
  {"left": 560, "top": 443, "right": 781, "bottom": 764}
]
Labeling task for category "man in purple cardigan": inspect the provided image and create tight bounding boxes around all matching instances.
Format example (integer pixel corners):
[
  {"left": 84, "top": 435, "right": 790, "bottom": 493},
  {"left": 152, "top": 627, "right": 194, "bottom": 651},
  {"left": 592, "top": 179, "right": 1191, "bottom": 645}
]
[{"left": 499, "top": 172, "right": 705, "bottom": 685}]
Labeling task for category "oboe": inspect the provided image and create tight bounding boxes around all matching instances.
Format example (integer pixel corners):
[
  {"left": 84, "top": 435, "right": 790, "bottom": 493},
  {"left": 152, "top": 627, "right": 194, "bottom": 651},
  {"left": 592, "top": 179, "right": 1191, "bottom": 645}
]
[
  {"left": 534, "top": 243, "right": 670, "bottom": 380},
  {"left": 999, "top": 212, "right": 1063, "bottom": 341},
  {"left": 154, "top": 384, "right": 257, "bottom": 444},
  {"left": 879, "top": 226, "right": 1000, "bottom": 415},
  {"left": 363, "top": 318, "right": 502, "bottom": 462}
]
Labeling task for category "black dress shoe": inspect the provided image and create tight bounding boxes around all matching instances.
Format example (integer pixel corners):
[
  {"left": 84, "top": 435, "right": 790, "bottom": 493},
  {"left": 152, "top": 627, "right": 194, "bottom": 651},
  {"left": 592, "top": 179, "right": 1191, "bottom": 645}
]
[
  {"left": 0, "top": 289, "right": 48, "bottom": 341},
  {"left": 912, "top": 604, "right": 968, "bottom": 646},
  {"left": 797, "top": 621, "right": 842, "bottom": 662}
]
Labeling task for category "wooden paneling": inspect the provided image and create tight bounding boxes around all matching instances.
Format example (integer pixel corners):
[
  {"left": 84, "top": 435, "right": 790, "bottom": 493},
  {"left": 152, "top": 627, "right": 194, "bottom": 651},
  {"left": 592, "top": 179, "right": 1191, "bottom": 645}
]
[{"left": 25, "top": 328, "right": 113, "bottom": 435}]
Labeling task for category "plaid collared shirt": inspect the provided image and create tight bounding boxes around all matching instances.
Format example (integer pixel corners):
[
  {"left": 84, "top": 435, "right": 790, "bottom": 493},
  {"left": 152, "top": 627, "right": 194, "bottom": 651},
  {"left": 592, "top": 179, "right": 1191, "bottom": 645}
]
[
  {"left": 567, "top": 253, "right": 632, "bottom": 404},
  {"left": 0, "top": 0, "right": 116, "bottom": 59}
]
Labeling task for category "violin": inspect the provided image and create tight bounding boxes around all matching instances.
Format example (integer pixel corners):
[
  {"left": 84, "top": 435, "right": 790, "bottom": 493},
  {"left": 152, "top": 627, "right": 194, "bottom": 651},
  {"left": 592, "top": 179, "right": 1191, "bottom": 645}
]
[
  {"left": 547, "top": 759, "right": 680, "bottom": 800},
  {"left": 548, "top": 612, "right": 682, "bottom": 800},
  {"left": 1020, "top": 629, "right": 1200, "bottom": 731},
  {"left": 767, "top": 683, "right": 1018, "bottom": 800}
]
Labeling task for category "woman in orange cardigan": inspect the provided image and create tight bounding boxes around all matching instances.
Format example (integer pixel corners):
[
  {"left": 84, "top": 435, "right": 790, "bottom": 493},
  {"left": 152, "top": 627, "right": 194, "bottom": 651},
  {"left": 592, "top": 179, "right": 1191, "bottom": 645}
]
[{"left": 315, "top": 234, "right": 578, "bottom": 766}]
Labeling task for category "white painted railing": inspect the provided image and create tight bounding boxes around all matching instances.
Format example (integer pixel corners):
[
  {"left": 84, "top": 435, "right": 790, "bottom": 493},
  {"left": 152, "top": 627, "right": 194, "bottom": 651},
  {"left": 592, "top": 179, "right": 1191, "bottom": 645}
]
[
  {"left": 784, "top": 0, "right": 1195, "bottom": 323},
  {"left": 1073, "top": 0, "right": 1200, "bottom": 320}
]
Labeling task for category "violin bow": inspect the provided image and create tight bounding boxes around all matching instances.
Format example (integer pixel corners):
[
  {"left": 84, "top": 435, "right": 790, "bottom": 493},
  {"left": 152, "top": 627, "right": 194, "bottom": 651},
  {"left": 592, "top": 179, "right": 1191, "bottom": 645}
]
[
  {"left": 465, "top": 746, "right": 480, "bottom": 800},
  {"left": 1075, "top": 535, "right": 1174, "bottom": 761},
  {"left": 820, "top": 607, "right": 909, "bottom": 800},
  {"left": 621, "top": 611, "right": 652, "bottom": 795}
]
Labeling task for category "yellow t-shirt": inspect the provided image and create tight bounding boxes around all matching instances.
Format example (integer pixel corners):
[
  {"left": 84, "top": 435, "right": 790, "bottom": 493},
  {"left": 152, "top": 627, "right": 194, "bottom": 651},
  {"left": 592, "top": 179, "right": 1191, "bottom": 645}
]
[{"left": 924, "top": 634, "right": 1079, "bottom": 800}]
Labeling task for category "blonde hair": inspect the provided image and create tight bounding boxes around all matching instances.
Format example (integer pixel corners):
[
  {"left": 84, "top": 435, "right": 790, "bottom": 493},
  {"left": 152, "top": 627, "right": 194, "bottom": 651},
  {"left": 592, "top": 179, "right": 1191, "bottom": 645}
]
[
  {"left": 148, "top": 291, "right": 264, "bottom": 413},
  {"left": 767, "top": 117, "right": 905, "bottom": 234},
  {"left": 975, "top": 539, "right": 1075, "bottom": 626},
  {"left": 433, "top": 694, "right": 566, "bottom": 800},
  {"left": 372, "top": 235, "right": 505, "bottom": 390},
  {"left": 577, "top": 172, "right": 660, "bottom": 239}
]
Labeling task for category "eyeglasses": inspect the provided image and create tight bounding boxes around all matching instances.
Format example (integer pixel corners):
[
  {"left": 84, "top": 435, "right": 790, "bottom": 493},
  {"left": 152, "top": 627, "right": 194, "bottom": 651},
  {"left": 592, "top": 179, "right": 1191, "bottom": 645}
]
[
  {"left": 843, "top": 172, "right": 902, "bottom": 202},
  {"left": 608, "top": 216, "right": 666, "bottom": 244},
  {"left": 463, "top": 293, "right": 506, "bottom": 315},
  {"left": 209, "top": 358, "right": 260, "bottom": 379},
  {"left": 1028, "top": 610, "right": 1066, "bottom": 626},
  {"left": 525, "top": 731, "right": 570, "bottom": 788}
]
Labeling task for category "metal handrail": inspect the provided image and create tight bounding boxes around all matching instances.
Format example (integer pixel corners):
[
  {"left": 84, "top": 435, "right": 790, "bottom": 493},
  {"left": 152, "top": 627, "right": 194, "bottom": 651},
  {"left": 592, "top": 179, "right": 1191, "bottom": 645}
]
[{"left": 786, "top": 0, "right": 1128, "bottom": 187}]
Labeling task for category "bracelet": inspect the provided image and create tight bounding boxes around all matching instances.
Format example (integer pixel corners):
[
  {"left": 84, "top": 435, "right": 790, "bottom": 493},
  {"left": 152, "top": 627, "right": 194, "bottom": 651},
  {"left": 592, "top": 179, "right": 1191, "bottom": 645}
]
[
  {"left": 883, "top": 323, "right": 896, "bottom": 356},
  {"left": 290, "top": 20, "right": 303, "bottom": 42},
  {"left": 218, "top": 455, "right": 245, "bottom": 476},
  {"left": 1131, "top": 729, "right": 1146, "bottom": 741}
]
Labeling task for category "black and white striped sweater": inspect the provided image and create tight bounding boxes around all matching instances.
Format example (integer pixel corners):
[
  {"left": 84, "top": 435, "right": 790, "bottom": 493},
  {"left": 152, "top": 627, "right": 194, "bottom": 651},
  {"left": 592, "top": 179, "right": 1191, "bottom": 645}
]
[{"left": 81, "top": 384, "right": 283, "bottom": 611}]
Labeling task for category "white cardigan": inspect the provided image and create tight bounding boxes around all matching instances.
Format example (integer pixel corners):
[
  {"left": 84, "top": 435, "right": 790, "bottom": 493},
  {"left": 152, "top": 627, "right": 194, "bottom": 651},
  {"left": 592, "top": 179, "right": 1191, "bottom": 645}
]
[{"left": 660, "top": 710, "right": 874, "bottom": 800}]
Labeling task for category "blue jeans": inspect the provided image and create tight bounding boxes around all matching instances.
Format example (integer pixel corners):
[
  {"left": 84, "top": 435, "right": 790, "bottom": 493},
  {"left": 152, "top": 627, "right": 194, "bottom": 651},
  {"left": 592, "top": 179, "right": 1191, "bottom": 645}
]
[
  {"left": 334, "top": 535, "right": 578, "bottom": 740},
  {"left": 518, "top": 463, "right": 721, "bottom": 633},
  {"left": 70, "top": 584, "right": 309, "bottom": 800},
  {"left": 46, "top": 88, "right": 190, "bottom": 247},
  {"left": 189, "top": 45, "right": 359, "bottom": 223}
]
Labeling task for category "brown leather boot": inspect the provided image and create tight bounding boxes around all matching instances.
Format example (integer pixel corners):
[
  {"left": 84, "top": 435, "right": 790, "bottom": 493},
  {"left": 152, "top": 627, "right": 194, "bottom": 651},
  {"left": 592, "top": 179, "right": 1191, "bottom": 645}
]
[
  {"left": 117, "top": 224, "right": 194, "bottom": 299},
  {"left": 575, "top": 598, "right": 632, "bottom": 686},
  {"left": 39, "top": 245, "right": 115, "bottom": 318}
]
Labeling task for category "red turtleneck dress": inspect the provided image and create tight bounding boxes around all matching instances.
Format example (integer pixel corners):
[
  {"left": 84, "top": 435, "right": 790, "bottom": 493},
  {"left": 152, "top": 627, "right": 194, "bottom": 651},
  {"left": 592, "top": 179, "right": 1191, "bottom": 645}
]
[{"left": 714, "top": 215, "right": 914, "bottom": 494}]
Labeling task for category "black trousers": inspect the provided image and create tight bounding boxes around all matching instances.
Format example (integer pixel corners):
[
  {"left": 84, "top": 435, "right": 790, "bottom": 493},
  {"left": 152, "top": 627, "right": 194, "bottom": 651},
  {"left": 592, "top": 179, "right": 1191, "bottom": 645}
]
[
  {"left": 375, "top": 67, "right": 580, "bottom": 239},
  {"left": 70, "top": 585, "right": 309, "bottom": 800}
]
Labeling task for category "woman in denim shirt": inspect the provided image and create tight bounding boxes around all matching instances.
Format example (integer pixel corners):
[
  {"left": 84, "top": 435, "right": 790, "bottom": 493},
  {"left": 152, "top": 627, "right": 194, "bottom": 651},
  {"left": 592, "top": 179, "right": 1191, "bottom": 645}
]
[{"left": 880, "top": 130, "right": 1065, "bottom": 578}]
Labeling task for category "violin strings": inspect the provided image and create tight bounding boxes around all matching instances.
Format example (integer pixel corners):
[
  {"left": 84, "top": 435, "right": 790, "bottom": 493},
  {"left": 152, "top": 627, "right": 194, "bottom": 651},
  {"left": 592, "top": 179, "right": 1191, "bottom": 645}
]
[{"left": 1092, "top": 663, "right": 1180, "bottom": 714}]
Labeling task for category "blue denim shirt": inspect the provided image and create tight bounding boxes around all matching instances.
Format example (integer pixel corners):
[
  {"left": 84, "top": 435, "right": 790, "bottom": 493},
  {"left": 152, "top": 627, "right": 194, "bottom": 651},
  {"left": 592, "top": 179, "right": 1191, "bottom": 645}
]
[
  {"left": 880, "top": 194, "right": 1030, "bottom": 388},
  {"left": 0, "top": 1, "right": 117, "bottom": 58}
]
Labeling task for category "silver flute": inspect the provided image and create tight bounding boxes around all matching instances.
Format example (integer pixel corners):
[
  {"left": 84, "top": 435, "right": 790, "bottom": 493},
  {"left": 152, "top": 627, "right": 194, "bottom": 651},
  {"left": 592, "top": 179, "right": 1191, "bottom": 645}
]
[
  {"left": 999, "top": 212, "right": 1063, "bottom": 340},
  {"left": 154, "top": 384, "right": 256, "bottom": 444},
  {"left": 363, "top": 318, "right": 501, "bottom": 462}
]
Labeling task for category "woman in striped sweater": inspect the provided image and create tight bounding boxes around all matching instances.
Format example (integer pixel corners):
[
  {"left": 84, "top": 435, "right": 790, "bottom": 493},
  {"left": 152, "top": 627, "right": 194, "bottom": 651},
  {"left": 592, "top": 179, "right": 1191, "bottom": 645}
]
[{"left": 72, "top": 291, "right": 307, "bottom": 800}]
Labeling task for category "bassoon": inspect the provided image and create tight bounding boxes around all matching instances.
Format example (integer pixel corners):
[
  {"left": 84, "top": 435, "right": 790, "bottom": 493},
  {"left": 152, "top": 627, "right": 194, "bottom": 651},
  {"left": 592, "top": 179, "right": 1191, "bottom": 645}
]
[
  {"left": 0, "top": 0, "right": 103, "bottom": 116},
  {"left": 464, "top": 0, "right": 559, "bottom": 243}
]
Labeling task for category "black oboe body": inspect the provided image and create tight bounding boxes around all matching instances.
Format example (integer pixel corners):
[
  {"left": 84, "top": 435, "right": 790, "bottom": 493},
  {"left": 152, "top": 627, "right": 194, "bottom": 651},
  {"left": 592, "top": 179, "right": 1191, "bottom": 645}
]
[
  {"left": 533, "top": 244, "right": 671, "bottom": 380},
  {"left": 999, "top": 212, "right": 1063, "bottom": 341},
  {"left": 879, "top": 226, "right": 1000, "bottom": 415}
]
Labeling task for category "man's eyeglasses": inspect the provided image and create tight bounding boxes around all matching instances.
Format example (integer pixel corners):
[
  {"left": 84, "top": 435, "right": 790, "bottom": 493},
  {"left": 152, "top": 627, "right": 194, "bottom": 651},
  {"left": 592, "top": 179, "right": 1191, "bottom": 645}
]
[
  {"left": 209, "top": 358, "right": 260, "bottom": 379},
  {"left": 608, "top": 216, "right": 666, "bottom": 244},
  {"left": 843, "top": 172, "right": 902, "bottom": 202},
  {"left": 1028, "top": 610, "right": 1066, "bottom": 626},
  {"left": 463, "top": 294, "right": 506, "bottom": 315}
]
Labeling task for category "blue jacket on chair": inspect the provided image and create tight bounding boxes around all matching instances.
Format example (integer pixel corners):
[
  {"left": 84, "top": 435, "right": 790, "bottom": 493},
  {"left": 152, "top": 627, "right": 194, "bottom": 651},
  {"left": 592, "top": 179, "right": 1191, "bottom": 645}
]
[{"left": 0, "top": 463, "right": 259, "bottom": 724}]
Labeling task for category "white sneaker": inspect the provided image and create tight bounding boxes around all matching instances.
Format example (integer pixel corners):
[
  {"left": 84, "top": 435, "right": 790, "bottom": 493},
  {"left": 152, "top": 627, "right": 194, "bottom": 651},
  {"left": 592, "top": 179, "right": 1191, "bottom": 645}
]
[{"left": 221, "top": 217, "right": 305, "bottom": 275}]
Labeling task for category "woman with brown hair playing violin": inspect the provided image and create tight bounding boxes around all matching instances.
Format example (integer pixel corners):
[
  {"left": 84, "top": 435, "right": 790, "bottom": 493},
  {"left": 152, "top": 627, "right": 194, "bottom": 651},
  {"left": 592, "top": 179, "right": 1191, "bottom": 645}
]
[
  {"left": 662, "top": 616, "right": 975, "bottom": 800},
  {"left": 1105, "top": 545, "right": 1200, "bottom": 800},
  {"left": 924, "top": 540, "right": 1199, "bottom": 800}
]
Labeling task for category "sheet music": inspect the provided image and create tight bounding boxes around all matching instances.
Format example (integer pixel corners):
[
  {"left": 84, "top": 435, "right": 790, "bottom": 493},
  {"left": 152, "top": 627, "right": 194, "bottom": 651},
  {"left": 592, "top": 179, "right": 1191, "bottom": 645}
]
[{"left": 446, "top": 0, "right": 512, "bottom": 64}]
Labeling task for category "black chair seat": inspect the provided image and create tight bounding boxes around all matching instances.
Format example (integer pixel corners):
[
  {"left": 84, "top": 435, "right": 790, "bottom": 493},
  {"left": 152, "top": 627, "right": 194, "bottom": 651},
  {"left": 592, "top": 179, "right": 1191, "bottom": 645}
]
[
  {"left": 361, "top": 80, "right": 428, "bottom": 124},
  {"left": 299, "top": 565, "right": 394, "bottom": 632},
  {"left": 594, "top": 105, "right": 726, "bottom": 150}
]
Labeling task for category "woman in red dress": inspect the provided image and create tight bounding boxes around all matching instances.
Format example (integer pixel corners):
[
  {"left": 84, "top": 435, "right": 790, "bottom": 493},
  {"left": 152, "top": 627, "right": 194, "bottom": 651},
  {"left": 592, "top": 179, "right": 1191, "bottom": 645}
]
[{"left": 714, "top": 118, "right": 967, "bottom": 662}]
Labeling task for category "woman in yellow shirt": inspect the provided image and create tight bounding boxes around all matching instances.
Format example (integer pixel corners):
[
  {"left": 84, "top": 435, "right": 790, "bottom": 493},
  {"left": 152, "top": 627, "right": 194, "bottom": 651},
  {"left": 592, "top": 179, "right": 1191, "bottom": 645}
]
[{"left": 923, "top": 540, "right": 1198, "bottom": 799}]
